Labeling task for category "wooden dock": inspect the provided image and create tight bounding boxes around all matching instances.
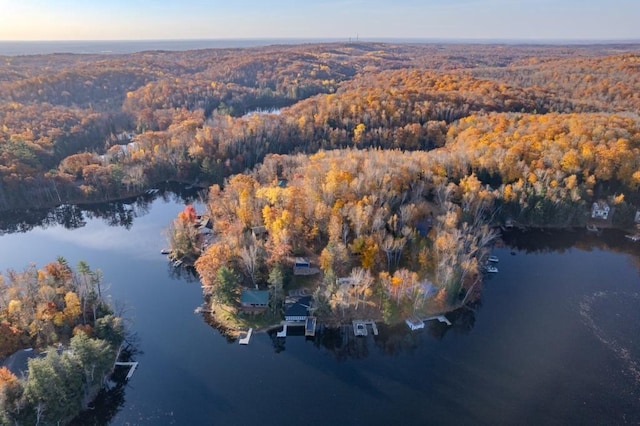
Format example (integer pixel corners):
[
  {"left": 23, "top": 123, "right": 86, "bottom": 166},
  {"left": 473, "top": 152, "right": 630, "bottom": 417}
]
[
  {"left": 423, "top": 315, "right": 452, "bottom": 326},
  {"left": 114, "top": 361, "right": 139, "bottom": 380},
  {"left": 276, "top": 320, "right": 315, "bottom": 338},
  {"left": 305, "top": 317, "right": 317, "bottom": 336},
  {"left": 238, "top": 328, "right": 253, "bottom": 345},
  {"left": 194, "top": 306, "right": 214, "bottom": 314}
]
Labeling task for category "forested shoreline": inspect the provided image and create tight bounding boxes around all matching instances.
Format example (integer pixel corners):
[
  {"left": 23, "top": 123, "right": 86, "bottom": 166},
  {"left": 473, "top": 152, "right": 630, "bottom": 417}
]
[
  {"left": 0, "top": 42, "right": 639, "bottom": 425},
  {"left": 3, "top": 41, "right": 640, "bottom": 335},
  {"left": 0, "top": 259, "right": 125, "bottom": 425}
]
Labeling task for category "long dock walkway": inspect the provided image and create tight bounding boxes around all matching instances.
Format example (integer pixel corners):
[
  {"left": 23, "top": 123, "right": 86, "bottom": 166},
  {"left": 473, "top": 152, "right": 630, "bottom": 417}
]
[
  {"left": 114, "top": 361, "right": 139, "bottom": 380},
  {"left": 423, "top": 315, "right": 452, "bottom": 326}
]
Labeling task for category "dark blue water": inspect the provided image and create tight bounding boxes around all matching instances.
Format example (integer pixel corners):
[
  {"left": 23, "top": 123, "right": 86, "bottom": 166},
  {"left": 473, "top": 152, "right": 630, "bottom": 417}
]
[{"left": 0, "top": 198, "right": 638, "bottom": 425}]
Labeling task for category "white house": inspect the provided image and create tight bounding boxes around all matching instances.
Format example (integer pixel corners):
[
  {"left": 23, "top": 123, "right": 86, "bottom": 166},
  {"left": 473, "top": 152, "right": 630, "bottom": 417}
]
[{"left": 591, "top": 201, "right": 610, "bottom": 220}]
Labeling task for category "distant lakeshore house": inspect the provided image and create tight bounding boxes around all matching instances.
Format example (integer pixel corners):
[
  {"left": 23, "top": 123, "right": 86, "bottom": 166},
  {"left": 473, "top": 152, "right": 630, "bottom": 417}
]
[
  {"left": 293, "top": 257, "right": 315, "bottom": 275},
  {"left": 240, "top": 289, "right": 270, "bottom": 313},
  {"left": 1, "top": 348, "right": 40, "bottom": 378},
  {"left": 591, "top": 201, "right": 610, "bottom": 220},
  {"left": 336, "top": 277, "right": 355, "bottom": 286},
  {"left": 284, "top": 295, "right": 312, "bottom": 322},
  {"left": 1, "top": 346, "right": 65, "bottom": 379}
]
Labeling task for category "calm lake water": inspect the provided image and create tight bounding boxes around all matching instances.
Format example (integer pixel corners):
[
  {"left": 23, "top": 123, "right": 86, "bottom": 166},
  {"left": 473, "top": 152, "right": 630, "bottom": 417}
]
[{"left": 0, "top": 195, "right": 639, "bottom": 425}]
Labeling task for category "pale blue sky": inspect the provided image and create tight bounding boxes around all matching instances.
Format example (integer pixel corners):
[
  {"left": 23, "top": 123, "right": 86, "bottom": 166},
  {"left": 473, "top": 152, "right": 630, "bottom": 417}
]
[{"left": 0, "top": 0, "right": 637, "bottom": 41}]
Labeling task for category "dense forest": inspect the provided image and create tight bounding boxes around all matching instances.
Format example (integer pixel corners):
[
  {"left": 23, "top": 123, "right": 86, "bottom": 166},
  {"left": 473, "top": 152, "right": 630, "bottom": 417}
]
[
  {"left": 0, "top": 259, "right": 125, "bottom": 425},
  {"left": 3, "top": 41, "right": 640, "bottom": 329},
  {"left": 1, "top": 42, "right": 639, "bottom": 210}
]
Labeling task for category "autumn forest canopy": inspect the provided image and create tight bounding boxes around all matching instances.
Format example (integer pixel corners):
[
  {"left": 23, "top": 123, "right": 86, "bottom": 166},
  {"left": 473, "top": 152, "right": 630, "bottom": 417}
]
[
  {"left": 0, "top": 42, "right": 639, "bottom": 210},
  {"left": 4, "top": 41, "right": 640, "bottom": 423}
]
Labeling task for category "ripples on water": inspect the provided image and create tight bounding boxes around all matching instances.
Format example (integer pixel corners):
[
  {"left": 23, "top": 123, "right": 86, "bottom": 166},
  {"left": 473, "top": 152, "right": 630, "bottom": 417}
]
[{"left": 579, "top": 291, "right": 640, "bottom": 391}]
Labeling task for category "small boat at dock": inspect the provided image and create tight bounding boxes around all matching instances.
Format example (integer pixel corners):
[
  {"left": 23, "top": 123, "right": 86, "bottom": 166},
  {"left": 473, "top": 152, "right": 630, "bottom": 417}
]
[{"left": 488, "top": 255, "right": 499, "bottom": 263}]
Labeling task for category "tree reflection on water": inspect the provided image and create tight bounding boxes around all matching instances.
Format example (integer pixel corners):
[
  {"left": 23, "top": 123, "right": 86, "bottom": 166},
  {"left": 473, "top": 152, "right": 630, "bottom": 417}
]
[
  {"left": 265, "top": 301, "right": 480, "bottom": 360},
  {"left": 0, "top": 182, "right": 201, "bottom": 235}
]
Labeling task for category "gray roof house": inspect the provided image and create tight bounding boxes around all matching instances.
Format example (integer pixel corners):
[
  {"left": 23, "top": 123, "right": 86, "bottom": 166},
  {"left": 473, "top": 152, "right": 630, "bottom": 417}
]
[
  {"left": 285, "top": 296, "right": 312, "bottom": 322},
  {"left": 1, "top": 348, "right": 42, "bottom": 378},
  {"left": 240, "top": 289, "right": 270, "bottom": 313}
]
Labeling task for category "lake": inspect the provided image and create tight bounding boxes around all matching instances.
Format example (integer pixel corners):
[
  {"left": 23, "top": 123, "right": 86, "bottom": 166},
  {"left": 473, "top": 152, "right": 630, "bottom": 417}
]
[{"left": 0, "top": 195, "right": 638, "bottom": 425}]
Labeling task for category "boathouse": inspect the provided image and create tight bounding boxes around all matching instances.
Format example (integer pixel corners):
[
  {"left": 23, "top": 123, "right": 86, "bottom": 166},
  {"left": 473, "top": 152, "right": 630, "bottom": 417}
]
[
  {"left": 285, "top": 295, "right": 312, "bottom": 322},
  {"left": 405, "top": 317, "right": 425, "bottom": 331}
]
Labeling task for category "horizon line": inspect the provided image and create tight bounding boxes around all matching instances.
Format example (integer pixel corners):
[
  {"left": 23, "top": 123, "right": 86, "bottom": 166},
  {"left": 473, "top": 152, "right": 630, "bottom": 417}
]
[{"left": 1, "top": 36, "right": 640, "bottom": 44}]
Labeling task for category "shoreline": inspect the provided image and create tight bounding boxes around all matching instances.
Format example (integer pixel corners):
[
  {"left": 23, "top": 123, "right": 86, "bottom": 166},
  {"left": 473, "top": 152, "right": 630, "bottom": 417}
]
[{"left": 0, "top": 179, "right": 209, "bottom": 213}]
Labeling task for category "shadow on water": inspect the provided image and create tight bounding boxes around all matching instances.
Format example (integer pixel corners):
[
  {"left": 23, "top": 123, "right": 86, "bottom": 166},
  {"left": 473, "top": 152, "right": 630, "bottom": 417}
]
[
  {"left": 265, "top": 302, "right": 479, "bottom": 360},
  {"left": 167, "top": 262, "right": 199, "bottom": 283},
  {"left": 0, "top": 182, "right": 202, "bottom": 235}
]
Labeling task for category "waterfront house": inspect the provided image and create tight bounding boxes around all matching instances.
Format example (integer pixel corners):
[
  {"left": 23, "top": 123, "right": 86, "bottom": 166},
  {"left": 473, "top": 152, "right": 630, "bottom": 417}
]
[
  {"left": 591, "top": 201, "right": 610, "bottom": 220},
  {"left": 285, "top": 295, "right": 312, "bottom": 322},
  {"left": 1, "top": 346, "right": 65, "bottom": 379},
  {"left": 1, "top": 348, "right": 40, "bottom": 378},
  {"left": 240, "top": 289, "right": 270, "bottom": 313}
]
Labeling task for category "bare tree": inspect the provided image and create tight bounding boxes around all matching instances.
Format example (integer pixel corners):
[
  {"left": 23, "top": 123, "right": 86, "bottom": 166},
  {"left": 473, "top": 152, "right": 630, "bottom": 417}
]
[{"left": 240, "top": 237, "right": 262, "bottom": 289}]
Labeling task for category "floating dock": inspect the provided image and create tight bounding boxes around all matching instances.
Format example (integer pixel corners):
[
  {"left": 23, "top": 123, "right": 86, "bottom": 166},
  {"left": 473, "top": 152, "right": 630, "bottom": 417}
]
[
  {"left": 352, "top": 320, "right": 379, "bottom": 336},
  {"left": 238, "top": 328, "right": 253, "bottom": 345},
  {"left": 405, "top": 317, "right": 425, "bottom": 331}
]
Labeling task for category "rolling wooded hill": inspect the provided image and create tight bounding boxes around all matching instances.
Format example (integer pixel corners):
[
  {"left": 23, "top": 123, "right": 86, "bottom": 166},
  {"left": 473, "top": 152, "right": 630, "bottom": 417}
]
[{"left": 0, "top": 42, "right": 639, "bottom": 210}]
